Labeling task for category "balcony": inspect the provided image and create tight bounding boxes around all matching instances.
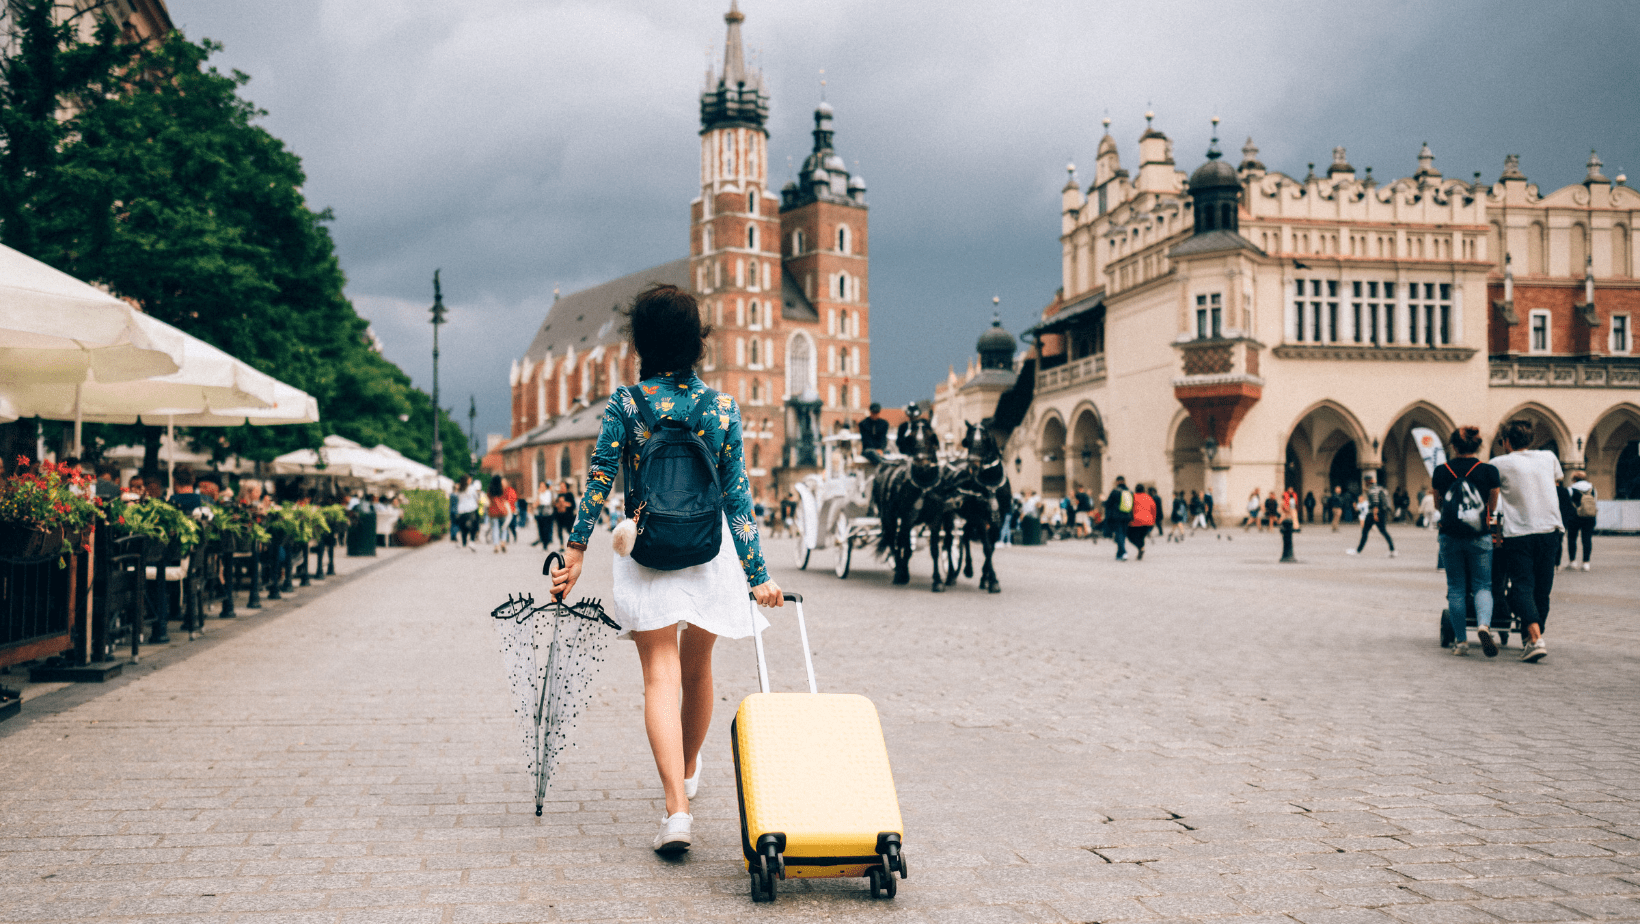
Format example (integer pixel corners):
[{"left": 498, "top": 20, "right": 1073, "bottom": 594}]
[
  {"left": 1170, "top": 336, "right": 1265, "bottom": 390},
  {"left": 1036, "top": 352, "right": 1106, "bottom": 394},
  {"left": 1489, "top": 358, "right": 1640, "bottom": 389}
]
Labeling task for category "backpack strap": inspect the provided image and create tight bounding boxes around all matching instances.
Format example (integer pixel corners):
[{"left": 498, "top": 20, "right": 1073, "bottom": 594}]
[
  {"left": 684, "top": 388, "right": 718, "bottom": 434},
  {"left": 626, "top": 385, "right": 660, "bottom": 433}
]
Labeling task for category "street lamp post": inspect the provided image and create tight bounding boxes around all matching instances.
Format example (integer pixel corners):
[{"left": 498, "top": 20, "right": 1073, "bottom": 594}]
[
  {"left": 468, "top": 396, "right": 478, "bottom": 464},
  {"left": 430, "top": 271, "right": 448, "bottom": 477}
]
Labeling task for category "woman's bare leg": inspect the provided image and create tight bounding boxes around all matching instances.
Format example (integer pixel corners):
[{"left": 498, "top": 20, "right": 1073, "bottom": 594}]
[
  {"left": 679, "top": 623, "right": 718, "bottom": 780},
  {"left": 631, "top": 626, "right": 688, "bottom": 816}
]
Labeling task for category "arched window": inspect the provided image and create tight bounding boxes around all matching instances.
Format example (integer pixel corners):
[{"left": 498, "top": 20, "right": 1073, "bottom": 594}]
[
  {"left": 748, "top": 189, "right": 758, "bottom": 214},
  {"left": 702, "top": 226, "right": 712, "bottom": 252},
  {"left": 837, "top": 273, "right": 848, "bottom": 300},
  {"left": 793, "top": 229, "right": 805, "bottom": 254},
  {"left": 787, "top": 331, "right": 814, "bottom": 398},
  {"left": 837, "top": 225, "right": 850, "bottom": 253},
  {"left": 747, "top": 224, "right": 758, "bottom": 250},
  {"left": 558, "top": 447, "right": 572, "bottom": 480},
  {"left": 839, "top": 346, "right": 851, "bottom": 375},
  {"left": 749, "top": 338, "right": 760, "bottom": 366}
]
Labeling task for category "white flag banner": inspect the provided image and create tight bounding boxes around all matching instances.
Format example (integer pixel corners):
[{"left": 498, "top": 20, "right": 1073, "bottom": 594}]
[{"left": 1411, "top": 427, "right": 1448, "bottom": 476}]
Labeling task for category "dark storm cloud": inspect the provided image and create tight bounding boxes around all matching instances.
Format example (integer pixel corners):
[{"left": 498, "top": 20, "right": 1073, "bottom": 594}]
[{"left": 173, "top": 0, "right": 1639, "bottom": 445}]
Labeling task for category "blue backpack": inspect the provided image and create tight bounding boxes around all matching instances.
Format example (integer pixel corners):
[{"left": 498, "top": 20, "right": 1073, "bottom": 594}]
[{"left": 622, "top": 385, "right": 724, "bottom": 570}]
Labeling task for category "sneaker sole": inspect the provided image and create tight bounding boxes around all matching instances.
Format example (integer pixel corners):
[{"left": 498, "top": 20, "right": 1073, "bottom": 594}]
[
  {"left": 1477, "top": 630, "right": 1498, "bottom": 658},
  {"left": 653, "top": 836, "right": 691, "bottom": 855},
  {"left": 1523, "top": 648, "right": 1547, "bottom": 663}
]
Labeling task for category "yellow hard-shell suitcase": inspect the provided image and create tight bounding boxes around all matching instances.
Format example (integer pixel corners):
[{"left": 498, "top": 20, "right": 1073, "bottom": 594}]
[{"left": 731, "top": 592, "right": 906, "bottom": 903}]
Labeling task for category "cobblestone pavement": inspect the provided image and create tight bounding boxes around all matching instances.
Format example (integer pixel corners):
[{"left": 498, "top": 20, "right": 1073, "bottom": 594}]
[{"left": 2, "top": 525, "right": 1638, "bottom": 924}]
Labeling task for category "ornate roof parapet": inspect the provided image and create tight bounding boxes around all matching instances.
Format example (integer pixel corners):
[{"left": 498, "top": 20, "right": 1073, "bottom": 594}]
[
  {"left": 1238, "top": 137, "right": 1265, "bottom": 176},
  {"left": 1584, "top": 150, "right": 1610, "bottom": 186}
]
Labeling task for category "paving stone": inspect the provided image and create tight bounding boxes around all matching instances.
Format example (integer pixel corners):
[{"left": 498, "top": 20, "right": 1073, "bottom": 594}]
[{"left": 1, "top": 531, "right": 1636, "bottom": 922}]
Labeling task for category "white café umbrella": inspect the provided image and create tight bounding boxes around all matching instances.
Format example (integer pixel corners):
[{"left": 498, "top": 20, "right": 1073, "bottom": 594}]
[
  {"left": 0, "top": 243, "right": 185, "bottom": 388},
  {"left": 273, "top": 435, "right": 404, "bottom": 482}
]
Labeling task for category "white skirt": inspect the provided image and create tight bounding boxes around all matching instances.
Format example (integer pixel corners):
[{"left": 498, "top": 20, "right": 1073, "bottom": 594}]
[{"left": 611, "top": 515, "right": 769, "bottom": 641}]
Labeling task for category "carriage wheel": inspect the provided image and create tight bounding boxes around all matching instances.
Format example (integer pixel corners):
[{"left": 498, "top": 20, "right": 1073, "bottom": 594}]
[
  {"left": 833, "top": 518, "right": 852, "bottom": 579},
  {"left": 795, "top": 542, "right": 811, "bottom": 570}
]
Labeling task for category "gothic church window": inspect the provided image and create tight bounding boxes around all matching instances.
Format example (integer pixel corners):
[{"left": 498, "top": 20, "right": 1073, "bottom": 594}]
[
  {"left": 837, "top": 225, "right": 850, "bottom": 254},
  {"left": 747, "top": 225, "right": 758, "bottom": 250},
  {"left": 749, "top": 189, "right": 758, "bottom": 214},
  {"left": 787, "top": 331, "right": 814, "bottom": 397}
]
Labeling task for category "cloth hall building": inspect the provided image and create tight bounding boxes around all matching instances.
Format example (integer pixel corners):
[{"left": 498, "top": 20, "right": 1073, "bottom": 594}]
[
  {"left": 991, "top": 116, "right": 1640, "bottom": 511},
  {"left": 498, "top": 2, "right": 871, "bottom": 503}
]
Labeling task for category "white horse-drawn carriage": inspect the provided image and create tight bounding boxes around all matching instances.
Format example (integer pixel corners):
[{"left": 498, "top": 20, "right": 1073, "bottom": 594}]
[{"left": 790, "top": 433, "right": 888, "bottom": 579}]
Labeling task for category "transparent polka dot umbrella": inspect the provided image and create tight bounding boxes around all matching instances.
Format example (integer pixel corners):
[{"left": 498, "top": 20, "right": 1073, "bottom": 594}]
[{"left": 488, "top": 552, "right": 621, "bottom": 816}]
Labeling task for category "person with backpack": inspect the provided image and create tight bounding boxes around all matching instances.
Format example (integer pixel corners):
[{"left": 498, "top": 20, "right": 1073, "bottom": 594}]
[
  {"left": 1558, "top": 469, "right": 1597, "bottom": 571},
  {"left": 548, "top": 283, "right": 781, "bottom": 857},
  {"left": 1431, "top": 426, "right": 1501, "bottom": 656},
  {"left": 1347, "top": 473, "right": 1397, "bottom": 557},
  {"left": 1104, "top": 475, "right": 1134, "bottom": 560}
]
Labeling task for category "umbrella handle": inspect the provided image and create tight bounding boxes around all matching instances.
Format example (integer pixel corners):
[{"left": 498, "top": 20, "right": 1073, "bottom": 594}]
[{"left": 543, "top": 550, "right": 565, "bottom": 601}]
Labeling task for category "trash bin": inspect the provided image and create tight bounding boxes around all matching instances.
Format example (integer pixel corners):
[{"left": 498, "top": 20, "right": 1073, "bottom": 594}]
[
  {"left": 1021, "top": 516, "right": 1042, "bottom": 546},
  {"left": 347, "top": 509, "right": 377, "bottom": 557}
]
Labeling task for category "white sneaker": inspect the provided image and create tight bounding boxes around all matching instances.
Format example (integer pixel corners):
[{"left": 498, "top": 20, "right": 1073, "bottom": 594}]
[
  {"left": 684, "top": 755, "right": 703, "bottom": 799},
  {"left": 653, "top": 812, "right": 692, "bottom": 854},
  {"left": 1451, "top": 642, "right": 1470, "bottom": 656},
  {"left": 1345, "top": 548, "right": 1359, "bottom": 555},
  {"left": 1582, "top": 562, "right": 1590, "bottom": 572},
  {"left": 1521, "top": 640, "right": 1548, "bottom": 663},
  {"left": 1388, "top": 550, "right": 1398, "bottom": 558}
]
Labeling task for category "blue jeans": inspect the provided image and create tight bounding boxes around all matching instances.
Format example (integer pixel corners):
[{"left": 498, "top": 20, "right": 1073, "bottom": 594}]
[
  {"left": 1110, "top": 519, "right": 1129, "bottom": 559},
  {"left": 487, "top": 516, "right": 508, "bottom": 544},
  {"left": 999, "top": 514, "right": 1014, "bottom": 545},
  {"left": 1440, "top": 533, "right": 1493, "bottom": 644}
]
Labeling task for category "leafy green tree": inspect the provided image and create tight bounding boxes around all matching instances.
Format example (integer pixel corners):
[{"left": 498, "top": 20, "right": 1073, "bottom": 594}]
[{"left": 0, "top": 1, "right": 472, "bottom": 479}]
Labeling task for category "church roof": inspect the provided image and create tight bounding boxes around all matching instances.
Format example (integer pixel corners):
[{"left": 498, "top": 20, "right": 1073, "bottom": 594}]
[
  {"left": 522, "top": 258, "right": 691, "bottom": 364},
  {"left": 505, "top": 403, "right": 606, "bottom": 451},
  {"left": 780, "top": 267, "right": 818, "bottom": 321}
]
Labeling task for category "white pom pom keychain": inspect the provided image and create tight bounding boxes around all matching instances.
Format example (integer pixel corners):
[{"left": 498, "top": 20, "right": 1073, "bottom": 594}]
[{"left": 611, "top": 517, "right": 637, "bottom": 557}]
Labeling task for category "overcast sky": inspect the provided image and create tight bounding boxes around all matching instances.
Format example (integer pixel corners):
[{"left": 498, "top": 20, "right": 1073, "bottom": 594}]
[{"left": 172, "top": 0, "right": 1639, "bottom": 448}]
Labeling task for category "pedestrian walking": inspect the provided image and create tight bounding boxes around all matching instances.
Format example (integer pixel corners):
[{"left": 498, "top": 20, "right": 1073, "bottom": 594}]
[
  {"left": 1393, "top": 485, "right": 1411, "bottom": 523},
  {"left": 1260, "top": 492, "right": 1278, "bottom": 532},
  {"left": 503, "top": 477, "right": 521, "bottom": 543},
  {"left": 1127, "top": 482, "right": 1157, "bottom": 559},
  {"left": 1105, "top": 476, "right": 1133, "bottom": 560},
  {"left": 548, "top": 282, "right": 782, "bottom": 856},
  {"left": 1432, "top": 426, "right": 1501, "bottom": 656},
  {"left": 1202, "top": 489, "right": 1215, "bottom": 529},
  {"left": 1073, "top": 486, "right": 1092, "bottom": 538},
  {"left": 1559, "top": 470, "right": 1597, "bottom": 571},
  {"left": 553, "top": 480, "right": 576, "bottom": 546},
  {"left": 1324, "top": 485, "right": 1341, "bottom": 530},
  {"left": 1347, "top": 474, "right": 1396, "bottom": 557},
  {"left": 485, "top": 475, "right": 511, "bottom": 553},
  {"left": 1303, "top": 490, "right": 1316, "bottom": 524},
  {"left": 1167, "top": 491, "right": 1188, "bottom": 542},
  {"left": 455, "top": 475, "right": 482, "bottom": 550},
  {"left": 1491, "top": 418, "right": 1562, "bottom": 662},
  {"left": 1242, "top": 488, "right": 1261, "bottom": 531},
  {"left": 1188, "top": 490, "right": 1206, "bottom": 531},
  {"left": 533, "top": 481, "right": 554, "bottom": 547}
]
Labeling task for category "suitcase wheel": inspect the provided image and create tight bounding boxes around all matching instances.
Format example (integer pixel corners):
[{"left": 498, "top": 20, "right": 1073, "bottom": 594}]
[
  {"left": 868, "top": 863, "right": 897, "bottom": 899},
  {"left": 750, "top": 854, "right": 777, "bottom": 903}
]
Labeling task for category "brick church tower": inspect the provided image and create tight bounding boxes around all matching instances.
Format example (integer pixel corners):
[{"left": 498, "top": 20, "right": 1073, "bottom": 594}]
[{"left": 691, "top": 1, "right": 870, "bottom": 500}]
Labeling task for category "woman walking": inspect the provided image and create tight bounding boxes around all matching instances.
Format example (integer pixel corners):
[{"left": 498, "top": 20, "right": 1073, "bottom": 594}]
[
  {"left": 454, "top": 475, "right": 482, "bottom": 550},
  {"left": 549, "top": 284, "right": 782, "bottom": 857},
  {"left": 484, "top": 475, "right": 511, "bottom": 553}
]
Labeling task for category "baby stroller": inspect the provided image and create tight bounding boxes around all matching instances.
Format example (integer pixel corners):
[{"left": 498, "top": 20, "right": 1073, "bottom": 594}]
[{"left": 1439, "top": 553, "right": 1522, "bottom": 649}]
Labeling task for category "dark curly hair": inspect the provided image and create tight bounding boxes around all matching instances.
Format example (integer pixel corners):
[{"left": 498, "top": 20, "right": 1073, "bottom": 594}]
[{"left": 625, "top": 284, "right": 711, "bottom": 379}]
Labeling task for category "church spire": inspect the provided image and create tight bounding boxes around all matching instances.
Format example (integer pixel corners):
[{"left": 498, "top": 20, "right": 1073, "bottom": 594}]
[
  {"left": 699, "top": 1, "right": 767, "bottom": 133},
  {"left": 722, "top": 1, "right": 745, "bottom": 86}
]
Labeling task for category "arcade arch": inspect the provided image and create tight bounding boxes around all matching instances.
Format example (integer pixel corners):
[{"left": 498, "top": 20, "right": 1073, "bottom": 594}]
[
  {"left": 1169, "top": 412, "right": 1205, "bottom": 496},
  {"left": 1491, "top": 402, "right": 1572, "bottom": 461},
  {"left": 1039, "top": 413, "right": 1067, "bottom": 498},
  {"left": 1380, "top": 401, "right": 1457, "bottom": 497},
  {"left": 1069, "top": 404, "right": 1105, "bottom": 499},
  {"left": 1588, "top": 404, "right": 1640, "bottom": 499},
  {"left": 1284, "top": 400, "right": 1368, "bottom": 500}
]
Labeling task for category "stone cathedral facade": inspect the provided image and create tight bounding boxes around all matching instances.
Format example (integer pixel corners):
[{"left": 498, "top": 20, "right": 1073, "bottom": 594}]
[{"left": 501, "top": 2, "right": 872, "bottom": 504}]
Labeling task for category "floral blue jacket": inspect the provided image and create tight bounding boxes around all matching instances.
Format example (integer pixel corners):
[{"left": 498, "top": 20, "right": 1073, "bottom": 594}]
[{"left": 569, "top": 370, "right": 769, "bottom": 587}]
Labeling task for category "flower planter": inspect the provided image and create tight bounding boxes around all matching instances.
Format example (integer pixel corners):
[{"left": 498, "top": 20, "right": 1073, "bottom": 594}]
[
  {"left": 0, "top": 523, "right": 63, "bottom": 560},
  {"left": 393, "top": 527, "right": 429, "bottom": 548}
]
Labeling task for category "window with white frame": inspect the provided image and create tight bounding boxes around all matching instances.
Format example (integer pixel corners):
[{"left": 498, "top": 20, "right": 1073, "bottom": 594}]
[
  {"left": 1405, "top": 281, "right": 1453, "bottom": 347},
  {"left": 1195, "top": 293, "right": 1222, "bottom": 339},
  {"left": 827, "top": 384, "right": 838, "bottom": 407},
  {"left": 747, "top": 225, "right": 757, "bottom": 250},
  {"left": 837, "top": 225, "right": 850, "bottom": 254},
  {"left": 1611, "top": 314, "right": 1630, "bottom": 354},
  {"left": 837, "top": 273, "right": 849, "bottom": 301},
  {"left": 792, "top": 229, "right": 805, "bottom": 254},
  {"left": 748, "top": 189, "right": 758, "bottom": 214},
  {"left": 1529, "top": 310, "right": 1551, "bottom": 353}
]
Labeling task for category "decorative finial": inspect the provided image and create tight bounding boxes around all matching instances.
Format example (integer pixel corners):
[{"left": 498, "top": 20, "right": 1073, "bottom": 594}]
[
  {"left": 1206, "top": 117, "right": 1221, "bottom": 160},
  {"left": 992, "top": 296, "right": 1001, "bottom": 326},
  {"left": 1617, "top": 172, "right": 1628, "bottom": 186},
  {"left": 1144, "top": 110, "right": 1154, "bottom": 129},
  {"left": 1585, "top": 149, "right": 1608, "bottom": 183},
  {"left": 1101, "top": 116, "right": 1111, "bottom": 132}
]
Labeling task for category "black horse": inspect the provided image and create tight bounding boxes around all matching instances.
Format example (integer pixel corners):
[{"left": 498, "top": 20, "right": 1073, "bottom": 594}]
[
  {"left": 947, "top": 421, "right": 1010, "bottom": 593},
  {"left": 871, "top": 416, "right": 954, "bottom": 590}
]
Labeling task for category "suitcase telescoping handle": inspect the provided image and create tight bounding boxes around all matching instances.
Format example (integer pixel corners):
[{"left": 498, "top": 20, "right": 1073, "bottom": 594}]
[{"left": 746, "top": 591, "right": 816, "bottom": 696}]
